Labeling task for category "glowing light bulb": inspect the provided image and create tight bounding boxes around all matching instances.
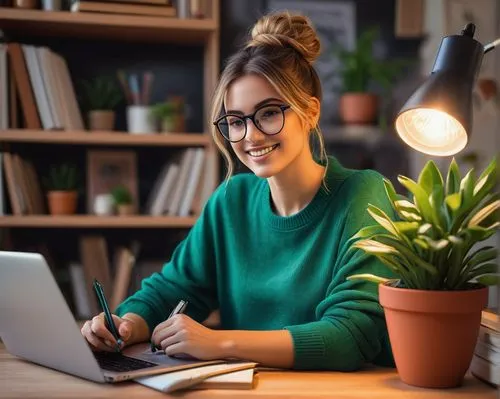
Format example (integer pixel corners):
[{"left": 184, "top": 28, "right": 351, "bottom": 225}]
[{"left": 395, "top": 108, "right": 467, "bottom": 156}]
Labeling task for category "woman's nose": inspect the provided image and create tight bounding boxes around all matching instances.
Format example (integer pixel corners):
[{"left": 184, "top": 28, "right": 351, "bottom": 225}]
[{"left": 245, "top": 118, "right": 266, "bottom": 142}]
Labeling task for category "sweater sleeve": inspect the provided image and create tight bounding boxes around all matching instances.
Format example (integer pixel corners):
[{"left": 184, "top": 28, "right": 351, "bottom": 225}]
[
  {"left": 284, "top": 171, "right": 398, "bottom": 371},
  {"left": 115, "top": 187, "right": 221, "bottom": 336}
]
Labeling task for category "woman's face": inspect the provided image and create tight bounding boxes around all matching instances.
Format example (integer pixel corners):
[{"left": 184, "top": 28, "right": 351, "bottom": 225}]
[{"left": 223, "top": 74, "right": 308, "bottom": 178}]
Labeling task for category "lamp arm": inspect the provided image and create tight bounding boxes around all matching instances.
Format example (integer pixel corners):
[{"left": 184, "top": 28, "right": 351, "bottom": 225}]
[{"left": 484, "top": 37, "right": 500, "bottom": 54}]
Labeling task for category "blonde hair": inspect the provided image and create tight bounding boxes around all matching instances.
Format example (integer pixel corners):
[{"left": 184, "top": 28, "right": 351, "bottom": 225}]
[{"left": 210, "top": 11, "right": 328, "bottom": 180}]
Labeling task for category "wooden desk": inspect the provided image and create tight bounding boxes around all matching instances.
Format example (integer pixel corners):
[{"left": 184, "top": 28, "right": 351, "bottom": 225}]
[{"left": 0, "top": 344, "right": 496, "bottom": 399}]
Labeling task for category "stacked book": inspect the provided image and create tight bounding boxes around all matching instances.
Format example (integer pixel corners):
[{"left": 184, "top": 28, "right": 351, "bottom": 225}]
[
  {"left": 71, "top": 0, "right": 176, "bottom": 17},
  {"left": 144, "top": 147, "right": 212, "bottom": 217},
  {"left": 470, "top": 308, "right": 500, "bottom": 387}
]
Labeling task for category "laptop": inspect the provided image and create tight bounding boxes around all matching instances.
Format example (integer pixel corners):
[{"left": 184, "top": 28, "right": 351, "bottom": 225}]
[{"left": 0, "top": 251, "right": 221, "bottom": 383}]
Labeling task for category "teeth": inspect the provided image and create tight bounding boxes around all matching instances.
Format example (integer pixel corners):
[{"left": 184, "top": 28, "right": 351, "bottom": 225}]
[{"left": 249, "top": 145, "right": 277, "bottom": 157}]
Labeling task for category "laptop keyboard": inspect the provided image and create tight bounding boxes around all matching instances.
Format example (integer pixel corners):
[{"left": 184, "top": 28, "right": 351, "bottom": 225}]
[{"left": 94, "top": 351, "right": 158, "bottom": 372}]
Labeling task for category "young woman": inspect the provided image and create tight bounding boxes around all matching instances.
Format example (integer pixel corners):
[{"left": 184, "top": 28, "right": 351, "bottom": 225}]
[{"left": 81, "top": 11, "right": 397, "bottom": 371}]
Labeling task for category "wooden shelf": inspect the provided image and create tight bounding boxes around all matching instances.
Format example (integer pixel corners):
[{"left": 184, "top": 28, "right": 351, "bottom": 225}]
[
  {"left": 0, "top": 130, "right": 212, "bottom": 146},
  {"left": 0, "top": 8, "right": 217, "bottom": 43},
  {"left": 0, "top": 215, "right": 197, "bottom": 228}
]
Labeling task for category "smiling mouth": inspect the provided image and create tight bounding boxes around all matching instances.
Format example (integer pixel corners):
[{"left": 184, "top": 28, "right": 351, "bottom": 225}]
[{"left": 247, "top": 144, "right": 280, "bottom": 158}]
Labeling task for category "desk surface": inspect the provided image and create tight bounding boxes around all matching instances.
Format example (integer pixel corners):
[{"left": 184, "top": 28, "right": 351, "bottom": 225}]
[{"left": 0, "top": 344, "right": 497, "bottom": 399}]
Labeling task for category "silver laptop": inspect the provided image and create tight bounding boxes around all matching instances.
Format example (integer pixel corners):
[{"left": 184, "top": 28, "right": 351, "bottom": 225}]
[{"left": 0, "top": 251, "right": 220, "bottom": 383}]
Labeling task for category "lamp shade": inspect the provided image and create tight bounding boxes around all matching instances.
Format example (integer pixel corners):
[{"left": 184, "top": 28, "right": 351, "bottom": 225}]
[{"left": 395, "top": 24, "right": 484, "bottom": 156}]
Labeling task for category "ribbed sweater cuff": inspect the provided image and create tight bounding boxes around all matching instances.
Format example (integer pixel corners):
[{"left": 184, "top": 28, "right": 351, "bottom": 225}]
[{"left": 284, "top": 323, "right": 326, "bottom": 370}]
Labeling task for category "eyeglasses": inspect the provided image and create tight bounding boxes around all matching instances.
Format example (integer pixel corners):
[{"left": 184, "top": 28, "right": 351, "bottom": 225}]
[{"left": 213, "top": 104, "right": 291, "bottom": 143}]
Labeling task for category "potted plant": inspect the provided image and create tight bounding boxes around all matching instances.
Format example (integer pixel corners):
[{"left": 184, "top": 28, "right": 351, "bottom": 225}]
[
  {"left": 80, "top": 76, "right": 123, "bottom": 131},
  {"left": 43, "top": 163, "right": 79, "bottom": 215},
  {"left": 336, "top": 27, "right": 407, "bottom": 125},
  {"left": 110, "top": 185, "right": 134, "bottom": 216},
  {"left": 150, "top": 98, "right": 185, "bottom": 133},
  {"left": 347, "top": 157, "right": 499, "bottom": 388}
]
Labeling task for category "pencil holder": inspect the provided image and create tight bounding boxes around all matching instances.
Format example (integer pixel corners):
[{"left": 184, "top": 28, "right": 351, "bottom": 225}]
[{"left": 126, "top": 105, "right": 156, "bottom": 134}]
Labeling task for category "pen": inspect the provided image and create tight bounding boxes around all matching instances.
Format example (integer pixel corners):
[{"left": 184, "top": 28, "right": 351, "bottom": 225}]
[
  {"left": 93, "top": 279, "right": 123, "bottom": 353},
  {"left": 151, "top": 299, "right": 188, "bottom": 353}
]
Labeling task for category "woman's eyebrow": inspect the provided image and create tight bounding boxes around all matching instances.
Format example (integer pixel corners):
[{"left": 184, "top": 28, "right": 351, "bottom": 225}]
[{"left": 225, "top": 97, "right": 284, "bottom": 115}]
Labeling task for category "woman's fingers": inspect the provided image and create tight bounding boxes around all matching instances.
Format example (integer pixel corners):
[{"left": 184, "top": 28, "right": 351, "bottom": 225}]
[
  {"left": 159, "top": 329, "right": 185, "bottom": 350},
  {"left": 163, "top": 341, "right": 187, "bottom": 357},
  {"left": 90, "top": 315, "right": 120, "bottom": 346},
  {"left": 82, "top": 321, "right": 113, "bottom": 352}
]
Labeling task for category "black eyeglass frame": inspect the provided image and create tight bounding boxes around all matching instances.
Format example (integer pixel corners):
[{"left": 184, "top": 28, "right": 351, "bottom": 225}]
[{"left": 213, "top": 104, "right": 291, "bottom": 143}]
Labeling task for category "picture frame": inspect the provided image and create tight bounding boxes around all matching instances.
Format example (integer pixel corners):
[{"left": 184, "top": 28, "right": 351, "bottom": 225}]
[{"left": 86, "top": 150, "right": 138, "bottom": 214}]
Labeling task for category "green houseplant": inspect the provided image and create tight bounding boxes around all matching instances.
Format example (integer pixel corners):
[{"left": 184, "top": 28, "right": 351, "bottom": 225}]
[
  {"left": 150, "top": 100, "right": 185, "bottom": 133},
  {"left": 110, "top": 185, "right": 134, "bottom": 216},
  {"left": 336, "top": 27, "right": 407, "bottom": 125},
  {"left": 43, "top": 163, "right": 79, "bottom": 215},
  {"left": 347, "top": 157, "right": 499, "bottom": 388},
  {"left": 80, "top": 76, "right": 123, "bottom": 131}
]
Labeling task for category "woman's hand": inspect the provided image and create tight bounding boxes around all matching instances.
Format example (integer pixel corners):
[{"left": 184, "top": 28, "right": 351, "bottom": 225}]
[
  {"left": 151, "top": 314, "right": 226, "bottom": 360},
  {"left": 81, "top": 313, "right": 139, "bottom": 352}
]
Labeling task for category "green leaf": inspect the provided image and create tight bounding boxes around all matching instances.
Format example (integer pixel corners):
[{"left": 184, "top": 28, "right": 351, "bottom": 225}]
[
  {"left": 475, "top": 156, "right": 497, "bottom": 195},
  {"left": 445, "top": 192, "right": 462, "bottom": 212},
  {"left": 366, "top": 205, "right": 414, "bottom": 248},
  {"left": 397, "top": 175, "right": 434, "bottom": 224},
  {"left": 349, "top": 225, "right": 383, "bottom": 241},
  {"left": 476, "top": 274, "right": 500, "bottom": 286},
  {"left": 352, "top": 239, "right": 397, "bottom": 254},
  {"left": 369, "top": 235, "right": 439, "bottom": 276},
  {"left": 446, "top": 158, "right": 461, "bottom": 196},
  {"left": 460, "top": 169, "right": 475, "bottom": 207},
  {"left": 346, "top": 274, "right": 395, "bottom": 284},
  {"left": 468, "top": 200, "right": 500, "bottom": 227},
  {"left": 418, "top": 236, "right": 449, "bottom": 251},
  {"left": 429, "top": 185, "right": 446, "bottom": 230},
  {"left": 418, "top": 161, "right": 444, "bottom": 196},
  {"left": 463, "top": 247, "right": 497, "bottom": 270}
]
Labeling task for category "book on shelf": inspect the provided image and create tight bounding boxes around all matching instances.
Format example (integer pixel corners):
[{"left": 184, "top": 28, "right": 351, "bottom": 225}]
[
  {"left": 144, "top": 147, "right": 210, "bottom": 217},
  {"left": 71, "top": 236, "right": 141, "bottom": 319},
  {"left": 6, "top": 42, "right": 83, "bottom": 131},
  {"left": 70, "top": 0, "right": 176, "bottom": 17},
  {"left": 470, "top": 308, "right": 500, "bottom": 387},
  {"left": 1, "top": 151, "right": 45, "bottom": 215}
]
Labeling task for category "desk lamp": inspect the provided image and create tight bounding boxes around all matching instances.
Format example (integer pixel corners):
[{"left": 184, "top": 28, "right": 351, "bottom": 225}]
[{"left": 395, "top": 23, "right": 500, "bottom": 156}]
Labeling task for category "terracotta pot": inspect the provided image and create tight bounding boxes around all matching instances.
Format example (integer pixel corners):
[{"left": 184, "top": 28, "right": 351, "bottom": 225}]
[
  {"left": 117, "top": 204, "right": 134, "bottom": 216},
  {"left": 379, "top": 282, "right": 488, "bottom": 388},
  {"left": 14, "top": 0, "right": 37, "bottom": 8},
  {"left": 339, "top": 93, "right": 378, "bottom": 124},
  {"left": 88, "top": 110, "right": 115, "bottom": 131},
  {"left": 47, "top": 191, "right": 78, "bottom": 215}
]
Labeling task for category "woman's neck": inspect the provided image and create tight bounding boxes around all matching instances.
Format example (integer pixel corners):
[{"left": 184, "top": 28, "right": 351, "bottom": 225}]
[{"left": 267, "top": 152, "right": 326, "bottom": 217}]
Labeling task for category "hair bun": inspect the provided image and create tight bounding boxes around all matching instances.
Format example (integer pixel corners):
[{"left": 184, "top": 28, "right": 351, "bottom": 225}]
[{"left": 247, "top": 11, "right": 321, "bottom": 65}]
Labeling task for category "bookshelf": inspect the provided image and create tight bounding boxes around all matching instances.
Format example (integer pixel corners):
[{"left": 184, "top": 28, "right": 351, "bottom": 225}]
[
  {"left": 0, "top": 2, "right": 222, "bottom": 317},
  {"left": 0, "top": 130, "right": 212, "bottom": 146},
  {"left": 0, "top": 8, "right": 217, "bottom": 43},
  {"left": 0, "top": 215, "right": 197, "bottom": 228}
]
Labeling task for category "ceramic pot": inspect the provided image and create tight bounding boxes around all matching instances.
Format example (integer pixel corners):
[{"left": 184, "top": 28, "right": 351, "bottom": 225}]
[
  {"left": 117, "top": 204, "right": 134, "bottom": 216},
  {"left": 339, "top": 93, "right": 378, "bottom": 124},
  {"left": 88, "top": 110, "right": 115, "bottom": 131},
  {"left": 379, "top": 282, "right": 488, "bottom": 388},
  {"left": 47, "top": 191, "right": 78, "bottom": 215}
]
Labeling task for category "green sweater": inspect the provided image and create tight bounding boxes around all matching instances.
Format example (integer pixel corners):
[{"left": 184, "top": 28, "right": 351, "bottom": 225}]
[{"left": 116, "top": 156, "right": 397, "bottom": 371}]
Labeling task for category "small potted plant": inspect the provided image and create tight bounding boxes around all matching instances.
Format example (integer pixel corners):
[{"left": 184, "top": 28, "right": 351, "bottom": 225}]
[
  {"left": 150, "top": 98, "right": 185, "bottom": 133},
  {"left": 43, "top": 163, "right": 79, "bottom": 215},
  {"left": 80, "top": 76, "right": 123, "bottom": 131},
  {"left": 347, "top": 157, "right": 499, "bottom": 388},
  {"left": 336, "top": 27, "right": 407, "bottom": 124},
  {"left": 110, "top": 185, "right": 134, "bottom": 216}
]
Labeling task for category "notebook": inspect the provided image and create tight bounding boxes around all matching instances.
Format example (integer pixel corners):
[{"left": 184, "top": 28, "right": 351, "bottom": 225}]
[{"left": 134, "top": 361, "right": 257, "bottom": 393}]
